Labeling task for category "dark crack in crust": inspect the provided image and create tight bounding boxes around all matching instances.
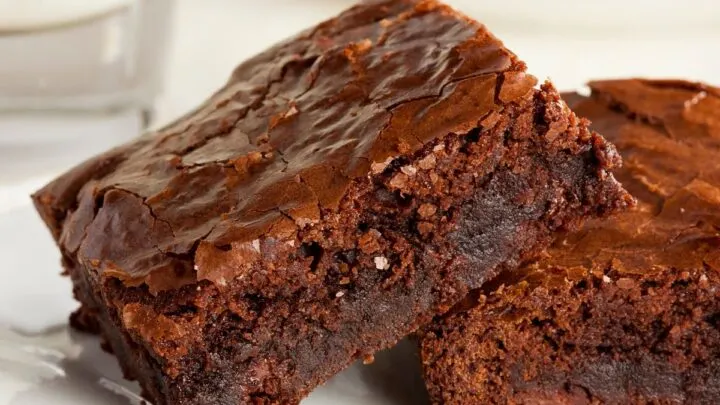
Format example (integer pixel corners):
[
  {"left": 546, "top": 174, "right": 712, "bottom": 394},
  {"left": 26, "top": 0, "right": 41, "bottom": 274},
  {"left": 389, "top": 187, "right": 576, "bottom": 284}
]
[
  {"left": 421, "top": 78, "right": 720, "bottom": 405},
  {"left": 32, "top": 1, "right": 631, "bottom": 404}
]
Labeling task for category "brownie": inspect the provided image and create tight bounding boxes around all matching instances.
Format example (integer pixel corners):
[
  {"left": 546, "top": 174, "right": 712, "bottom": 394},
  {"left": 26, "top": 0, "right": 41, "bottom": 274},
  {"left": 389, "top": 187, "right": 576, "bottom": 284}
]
[
  {"left": 421, "top": 79, "right": 720, "bottom": 404},
  {"left": 33, "top": 2, "right": 630, "bottom": 404}
]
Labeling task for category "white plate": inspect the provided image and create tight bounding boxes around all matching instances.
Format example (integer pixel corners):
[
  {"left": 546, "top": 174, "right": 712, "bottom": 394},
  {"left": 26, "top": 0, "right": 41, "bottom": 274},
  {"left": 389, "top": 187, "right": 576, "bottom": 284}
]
[{"left": 0, "top": 203, "right": 429, "bottom": 404}]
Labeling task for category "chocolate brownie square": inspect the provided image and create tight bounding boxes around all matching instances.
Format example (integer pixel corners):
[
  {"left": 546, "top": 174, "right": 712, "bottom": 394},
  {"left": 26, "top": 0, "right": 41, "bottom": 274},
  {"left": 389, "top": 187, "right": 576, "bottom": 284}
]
[{"left": 34, "top": 2, "right": 630, "bottom": 404}]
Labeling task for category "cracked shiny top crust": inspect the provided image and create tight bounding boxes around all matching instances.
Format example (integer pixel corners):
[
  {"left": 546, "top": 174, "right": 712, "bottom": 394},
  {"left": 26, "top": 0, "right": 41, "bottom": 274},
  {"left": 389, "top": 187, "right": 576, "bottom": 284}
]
[
  {"left": 33, "top": 0, "right": 538, "bottom": 292},
  {"left": 515, "top": 79, "right": 720, "bottom": 289}
]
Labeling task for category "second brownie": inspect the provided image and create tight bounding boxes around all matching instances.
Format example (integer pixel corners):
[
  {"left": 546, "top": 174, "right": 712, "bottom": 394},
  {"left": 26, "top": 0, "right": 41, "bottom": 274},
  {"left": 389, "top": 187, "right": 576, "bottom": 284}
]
[{"left": 421, "top": 79, "right": 720, "bottom": 404}]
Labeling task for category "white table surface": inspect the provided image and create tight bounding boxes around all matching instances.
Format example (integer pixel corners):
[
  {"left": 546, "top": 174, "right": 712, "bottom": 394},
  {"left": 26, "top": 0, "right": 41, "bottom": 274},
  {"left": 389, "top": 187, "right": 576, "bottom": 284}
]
[{"left": 0, "top": 1, "right": 718, "bottom": 404}]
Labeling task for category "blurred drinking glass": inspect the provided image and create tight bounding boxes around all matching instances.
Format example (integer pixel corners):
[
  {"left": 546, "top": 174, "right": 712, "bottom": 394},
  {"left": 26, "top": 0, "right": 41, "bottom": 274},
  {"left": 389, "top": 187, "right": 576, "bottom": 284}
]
[{"left": 0, "top": 0, "right": 175, "bottom": 117}]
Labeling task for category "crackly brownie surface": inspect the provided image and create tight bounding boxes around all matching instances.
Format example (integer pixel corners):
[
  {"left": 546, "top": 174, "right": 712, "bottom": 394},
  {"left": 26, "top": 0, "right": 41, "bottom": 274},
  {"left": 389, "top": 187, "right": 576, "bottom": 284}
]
[
  {"left": 33, "top": 1, "right": 629, "bottom": 404},
  {"left": 421, "top": 79, "right": 720, "bottom": 404}
]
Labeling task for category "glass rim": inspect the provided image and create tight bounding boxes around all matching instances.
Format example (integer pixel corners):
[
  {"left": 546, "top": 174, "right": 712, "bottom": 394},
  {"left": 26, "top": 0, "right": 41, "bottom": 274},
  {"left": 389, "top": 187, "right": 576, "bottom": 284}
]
[{"left": 0, "top": 0, "right": 138, "bottom": 35}]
